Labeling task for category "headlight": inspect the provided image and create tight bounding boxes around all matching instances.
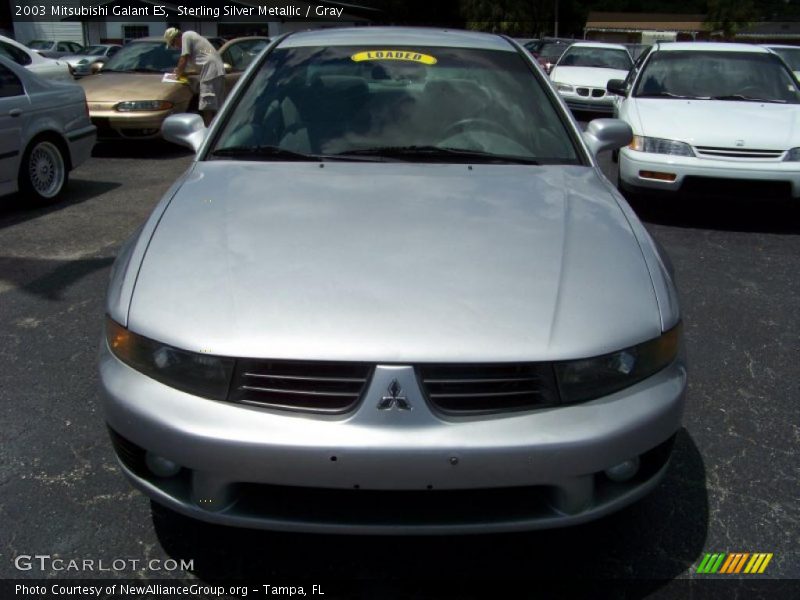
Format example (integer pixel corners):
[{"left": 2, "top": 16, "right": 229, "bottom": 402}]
[
  {"left": 106, "top": 317, "right": 234, "bottom": 400},
  {"left": 555, "top": 324, "right": 681, "bottom": 404},
  {"left": 556, "top": 83, "right": 574, "bottom": 93},
  {"left": 115, "top": 100, "right": 173, "bottom": 112},
  {"left": 629, "top": 135, "right": 694, "bottom": 157},
  {"left": 784, "top": 147, "right": 800, "bottom": 161}
]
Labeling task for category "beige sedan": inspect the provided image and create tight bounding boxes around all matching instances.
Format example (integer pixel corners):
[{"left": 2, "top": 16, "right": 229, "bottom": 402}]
[{"left": 80, "top": 36, "right": 267, "bottom": 140}]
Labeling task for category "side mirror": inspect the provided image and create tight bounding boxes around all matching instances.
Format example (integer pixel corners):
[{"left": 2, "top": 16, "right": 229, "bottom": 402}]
[
  {"left": 161, "top": 113, "right": 207, "bottom": 153},
  {"left": 606, "top": 79, "right": 628, "bottom": 96},
  {"left": 223, "top": 63, "right": 233, "bottom": 74},
  {"left": 582, "top": 119, "right": 632, "bottom": 157}
]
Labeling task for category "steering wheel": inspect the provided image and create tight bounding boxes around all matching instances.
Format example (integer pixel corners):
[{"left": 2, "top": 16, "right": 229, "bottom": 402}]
[{"left": 441, "top": 118, "right": 513, "bottom": 140}]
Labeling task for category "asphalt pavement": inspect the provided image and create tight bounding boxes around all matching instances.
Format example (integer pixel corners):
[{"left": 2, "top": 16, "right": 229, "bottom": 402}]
[{"left": 0, "top": 138, "right": 798, "bottom": 596}]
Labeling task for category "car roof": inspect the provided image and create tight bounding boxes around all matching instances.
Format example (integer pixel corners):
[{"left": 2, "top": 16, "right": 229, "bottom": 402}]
[
  {"left": 655, "top": 42, "right": 770, "bottom": 53},
  {"left": 763, "top": 44, "right": 800, "bottom": 50},
  {"left": 279, "top": 27, "right": 516, "bottom": 52},
  {"left": 567, "top": 42, "right": 628, "bottom": 51}
]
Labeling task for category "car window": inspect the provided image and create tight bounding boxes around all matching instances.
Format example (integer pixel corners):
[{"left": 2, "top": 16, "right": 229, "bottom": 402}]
[
  {"left": 28, "top": 40, "right": 52, "bottom": 50},
  {"left": 107, "top": 46, "right": 120, "bottom": 56},
  {"left": 222, "top": 39, "right": 266, "bottom": 71},
  {"left": 212, "top": 45, "right": 581, "bottom": 164},
  {"left": 771, "top": 47, "right": 800, "bottom": 71},
  {"left": 57, "top": 42, "right": 70, "bottom": 52},
  {"left": 635, "top": 50, "right": 800, "bottom": 103},
  {"left": 102, "top": 41, "right": 179, "bottom": 73},
  {"left": 558, "top": 47, "right": 632, "bottom": 70},
  {"left": 0, "top": 41, "right": 32, "bottom": 66},
  {"left": 84, "top": 45, "right": 106, "bottom": 56},
  {"left": 0, "top": 63, "right": 24, "bottom": 98}
]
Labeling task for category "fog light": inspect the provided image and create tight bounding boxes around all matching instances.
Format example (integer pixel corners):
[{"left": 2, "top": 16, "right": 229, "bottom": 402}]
[
  {"left": 145, "top": 452, "right": 181, "bottom": 478},
  {"left": 605, "top": 456, "right": 640, "bottom": 482}
]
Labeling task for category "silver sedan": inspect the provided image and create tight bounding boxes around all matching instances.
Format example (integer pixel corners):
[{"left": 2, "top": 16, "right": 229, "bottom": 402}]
[
  {"left": 101, "top": 27, "right": 686, "bottom": 534},
  {"left": 0, "top": 56, "right": 95, "bottom": 202}
]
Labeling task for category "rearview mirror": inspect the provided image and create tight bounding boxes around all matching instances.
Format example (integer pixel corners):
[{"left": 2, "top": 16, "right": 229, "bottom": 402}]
[
  {"left": 161, "top": 113, "right": 207, "bottom": 153},
  {"left": 607, "top": 79, "right": 627, "bottom": 96},
  {"left": 582, "top": 119, "right": 632, "bottom": 157}
]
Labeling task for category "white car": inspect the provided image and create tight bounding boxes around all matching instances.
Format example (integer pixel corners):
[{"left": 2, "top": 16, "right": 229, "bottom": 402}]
[
  {"left": 550, "top": 42, "right": 632, "bottom": 113},
  {"left": 0, "top": 35, "right": 73, "bottom": 82},
  {"left": 0, "top": 56, "right": 96, "bottom": 202},
  {"left": 764, "top": 45, "right": 800, "bottom": 81},
  {"left": 64, "top": 44, "right": 122, "bottom": 77},
  {"left": 612, "top": 42, "right": 800, "bottom": 199}
]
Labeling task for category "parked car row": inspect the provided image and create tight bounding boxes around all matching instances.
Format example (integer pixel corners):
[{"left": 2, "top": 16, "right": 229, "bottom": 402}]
[{"left": 0, "top": 35, "right": 272, "bottom": 204}]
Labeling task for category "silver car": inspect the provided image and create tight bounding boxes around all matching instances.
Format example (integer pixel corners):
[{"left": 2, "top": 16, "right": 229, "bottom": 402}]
[
  {"left": 101, "top": 28, "right": 686, "bottom": 534},
  {"left": 0, "top": 56, "right": 95, "bottom": 202}
]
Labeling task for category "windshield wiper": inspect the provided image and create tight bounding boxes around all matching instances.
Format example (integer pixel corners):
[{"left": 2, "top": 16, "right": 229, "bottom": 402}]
[
  {"left": 211, "top": 145, "right": 322, "bottom": 162},
  {"left": 333, "top": 145, "right": 540, "bottom": 165},
  {"left": 636, "top": 92, "right": 709, "bottom": 100},
  {"left": 710, "top": 94, "right": 786, "bottom": 104}
]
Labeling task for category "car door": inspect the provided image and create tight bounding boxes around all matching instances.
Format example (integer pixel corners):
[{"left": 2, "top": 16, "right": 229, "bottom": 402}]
[{"left": 0, "top": 63, "right": 28, "bottom": 191}]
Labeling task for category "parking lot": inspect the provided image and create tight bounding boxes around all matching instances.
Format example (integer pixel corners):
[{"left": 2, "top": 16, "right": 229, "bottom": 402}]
[{"left": 1, "top": 132, "right": 798, "bottom": 593}]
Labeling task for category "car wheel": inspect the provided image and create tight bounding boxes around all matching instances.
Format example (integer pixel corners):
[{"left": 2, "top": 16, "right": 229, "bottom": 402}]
[{"left": 19, "top": 138, "right": 68, "bottom": 203}]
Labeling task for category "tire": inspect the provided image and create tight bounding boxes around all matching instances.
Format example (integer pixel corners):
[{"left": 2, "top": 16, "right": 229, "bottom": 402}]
[{"left": 19, "top": 138, "right": 68, "bottom": 204}]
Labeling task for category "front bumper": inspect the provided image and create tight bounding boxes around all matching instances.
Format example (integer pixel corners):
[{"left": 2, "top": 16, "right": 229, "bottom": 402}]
[
  {"left": 619, "top": 148, "right": 800, "bottom": 198},
  {"left": 100, "top": 341, "right": 687, "bottom": 534},
  {"left": 88, "top": 108, "right": 180, "bottom": 140}
]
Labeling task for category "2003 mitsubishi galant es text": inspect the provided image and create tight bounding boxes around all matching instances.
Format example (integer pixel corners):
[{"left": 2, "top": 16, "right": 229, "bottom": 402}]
[{"left": 100, "top": 28, "right": 686, "bottom": 534}]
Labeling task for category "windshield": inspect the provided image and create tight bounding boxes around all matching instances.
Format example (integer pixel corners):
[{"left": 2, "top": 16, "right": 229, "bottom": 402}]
[
  {"left": 770, "top": 47, "right": 800, "bottom": 71},
  {"left": 211, "top": 45, "right": 580, "bottom": 164},
  {"left": 101, "top": 41, "right": 179, "bottom": 73},
  {"left": 28, "top": 40, "right": 53, "bottom": 50},
  {"left": 84, "top": 45, "right": 108, "bottom": 56},
  {"left": 535, "top": 42, "right": 569, "bottom": 58},
  {"left": 558, "top": 47, "right": 632, "bottom": 70},
  {"left": 634, "top": 50, "right": 800, "bottom": 103}
]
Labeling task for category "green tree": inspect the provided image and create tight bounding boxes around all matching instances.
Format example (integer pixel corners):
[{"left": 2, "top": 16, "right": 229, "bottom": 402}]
[{"left": 705, "top": 0, "right": 759, "bottom": 40}]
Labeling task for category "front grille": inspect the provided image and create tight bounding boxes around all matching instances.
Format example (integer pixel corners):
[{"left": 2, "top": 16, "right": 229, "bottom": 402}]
[
  {"left": 695, "top": 146, "right": 784, "bottom": 159},
  {"left": 235, "top": 482, "right": 552, "bottom": 525},
  {"left": 229, "top": 360, "right": 373, "bottom": 414},
  {"left": 418, "top": 363, "right": 559, "bottom": 414},
  {"left": 681, "top": 176, "right": 792, "bottom": 200},
  {"left": 575, "top": 87, "right": 604, "bottom": 98}
]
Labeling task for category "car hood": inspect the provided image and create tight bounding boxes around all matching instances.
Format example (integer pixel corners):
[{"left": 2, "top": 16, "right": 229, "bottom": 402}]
[
  {"left": 79, "top": 71, "right": 191, "bottom": 101},
  {"left": 550, "top": 66, "right": 629, "bottom": 88},
  {"left": 127, "top": 163, "right": 661, "bottom": 363},
  {"left": 631, "top": 98, "right": 800, "bottom": 149}
]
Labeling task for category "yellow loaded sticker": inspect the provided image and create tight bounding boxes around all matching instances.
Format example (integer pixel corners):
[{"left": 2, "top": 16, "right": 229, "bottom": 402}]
[{"left": 351, "top": 50, "right": 437, "bottom": 65}]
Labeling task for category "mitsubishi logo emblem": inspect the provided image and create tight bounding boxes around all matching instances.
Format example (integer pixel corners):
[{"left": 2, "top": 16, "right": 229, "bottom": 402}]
[{"left": 377, "top": 379, "right": 412, "bottom": 411}]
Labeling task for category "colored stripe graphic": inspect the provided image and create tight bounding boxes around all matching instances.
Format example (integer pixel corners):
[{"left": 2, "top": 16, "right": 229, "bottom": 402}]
[
  {"left": 698, "top": 553, "right": 774, "bottom": 574},
  {"left": 719, "top": 554, "right": 736, "bottom": 573}
]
